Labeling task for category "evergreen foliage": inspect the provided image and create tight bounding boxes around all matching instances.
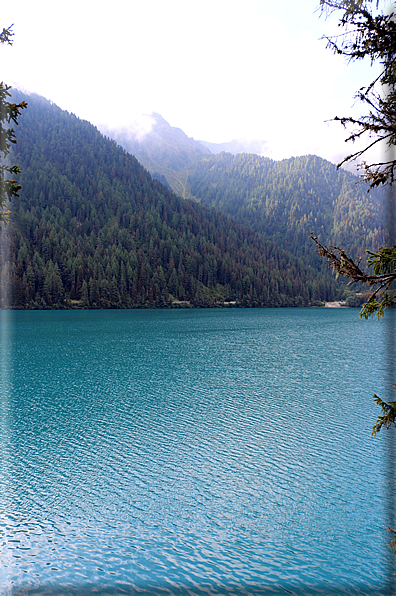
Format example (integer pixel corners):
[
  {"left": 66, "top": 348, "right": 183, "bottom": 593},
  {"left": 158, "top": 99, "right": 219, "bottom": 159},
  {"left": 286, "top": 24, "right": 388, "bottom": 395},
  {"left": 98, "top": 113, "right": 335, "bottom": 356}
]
[
  {"left": 0, "top": 25, "right": 28, "bottom": 222},
  {"left": 314, "top": 2, "right": 396, "bottom": 506},
  {"left": 186, "top": 152, "right": 385, "bottom": 264},
  {"left": 313, "top": 0, "right": 396, "bottom": 323},
  {"left": 319, "top": 0, "right": 396, "bottom": 187}
]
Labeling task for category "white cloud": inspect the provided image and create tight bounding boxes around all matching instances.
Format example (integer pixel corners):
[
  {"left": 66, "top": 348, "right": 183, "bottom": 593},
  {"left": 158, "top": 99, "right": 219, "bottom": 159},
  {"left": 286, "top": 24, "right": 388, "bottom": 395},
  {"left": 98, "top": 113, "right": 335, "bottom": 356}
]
[
  {"left": 1, "top": 0, "right": 380, "bottom": 165},
  {"left": 98, "top": 113, "right": 156, "bottom": 141}
]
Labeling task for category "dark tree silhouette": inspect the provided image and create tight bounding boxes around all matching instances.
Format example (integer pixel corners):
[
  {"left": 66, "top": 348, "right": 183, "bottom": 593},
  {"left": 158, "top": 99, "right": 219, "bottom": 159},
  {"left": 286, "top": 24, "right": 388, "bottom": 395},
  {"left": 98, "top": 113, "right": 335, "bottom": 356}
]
[{"left": 0, "top": 25, "right": 27, "bottom": 222}]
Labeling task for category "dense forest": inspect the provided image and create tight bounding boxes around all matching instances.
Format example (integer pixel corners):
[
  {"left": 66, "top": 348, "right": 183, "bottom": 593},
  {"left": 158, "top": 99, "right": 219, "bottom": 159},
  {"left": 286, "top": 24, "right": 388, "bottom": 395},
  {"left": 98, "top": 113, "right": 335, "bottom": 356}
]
[
  {"left": 186, "top": 152, "right": 385, "bottom": 265},
  {"left": 0, "top": 92, "right": 344, "bottom": 310}
]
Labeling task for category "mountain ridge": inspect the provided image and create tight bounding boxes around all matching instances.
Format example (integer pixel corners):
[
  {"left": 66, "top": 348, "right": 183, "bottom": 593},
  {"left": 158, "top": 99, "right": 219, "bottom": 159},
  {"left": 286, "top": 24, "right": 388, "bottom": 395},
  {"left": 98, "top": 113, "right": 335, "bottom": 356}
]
[{"left": 198, "top": 138, "right": 269, "bottom": 156}]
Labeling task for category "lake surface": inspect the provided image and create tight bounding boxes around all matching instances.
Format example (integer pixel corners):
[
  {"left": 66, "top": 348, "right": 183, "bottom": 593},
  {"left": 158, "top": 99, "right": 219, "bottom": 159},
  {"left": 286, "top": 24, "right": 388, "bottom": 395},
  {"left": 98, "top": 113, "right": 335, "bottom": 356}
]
[{"left": 0, "top": 307, "right": 393, "bottom": 595}]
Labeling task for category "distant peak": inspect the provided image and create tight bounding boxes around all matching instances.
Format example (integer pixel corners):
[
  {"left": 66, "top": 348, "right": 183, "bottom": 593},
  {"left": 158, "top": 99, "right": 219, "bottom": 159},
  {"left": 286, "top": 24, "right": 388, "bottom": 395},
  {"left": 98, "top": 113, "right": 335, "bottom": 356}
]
[{"left": 150, "top": 112, "right": 170, "bottom": 127}]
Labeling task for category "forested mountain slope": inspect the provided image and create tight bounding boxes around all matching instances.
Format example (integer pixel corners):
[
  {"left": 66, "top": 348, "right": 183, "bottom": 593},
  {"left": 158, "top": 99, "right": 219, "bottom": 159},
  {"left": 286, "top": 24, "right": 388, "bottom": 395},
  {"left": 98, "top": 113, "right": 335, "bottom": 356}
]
[
  {"left": 186, "top": 152, "right": 385, "bottom": 265},
  {"left": 101, "top": 113, "right": 210, "bottom": 198},
  {"left": 1, "top": 92, "right": 343, "bottom": 309},
  {"left": 104, "top": 114, "right": 384, "bottom": 271}
]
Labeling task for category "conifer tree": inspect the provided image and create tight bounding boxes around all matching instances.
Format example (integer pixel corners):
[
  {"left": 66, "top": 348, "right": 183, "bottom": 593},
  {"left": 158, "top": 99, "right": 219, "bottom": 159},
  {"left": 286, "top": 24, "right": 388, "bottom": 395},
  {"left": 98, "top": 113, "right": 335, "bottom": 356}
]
[
  {"left": 313, "top": 2, "right": 396, "bottom": 449},
  {"left": 313, "top": 0, "right": 395, "bottom": 321},
  {"left": 319, "top": 0, "right": 396, "bottom": 188},
  {"left": 0, "top": 25, "right": 27, "bottom": 222}
]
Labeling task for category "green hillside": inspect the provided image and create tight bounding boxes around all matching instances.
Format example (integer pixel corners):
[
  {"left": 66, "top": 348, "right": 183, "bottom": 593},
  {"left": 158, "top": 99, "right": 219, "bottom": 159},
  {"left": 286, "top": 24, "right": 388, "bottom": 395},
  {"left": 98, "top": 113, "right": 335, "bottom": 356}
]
[
  {"left": 186, "top": 152, "right": 385, "bottom": 265},
  {"left": 1, "top": 91, "right": 343, "bottom": 310}
]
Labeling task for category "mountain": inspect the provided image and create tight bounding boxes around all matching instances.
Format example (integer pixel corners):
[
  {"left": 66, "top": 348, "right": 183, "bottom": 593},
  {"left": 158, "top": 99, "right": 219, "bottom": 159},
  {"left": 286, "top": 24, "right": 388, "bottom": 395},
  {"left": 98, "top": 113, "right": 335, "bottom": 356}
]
[
  {"left": 100, "top": 115, "right": 271, "bottom": 197},
  {"left": 102, "top": 113, "right": 384, "bottom": 270},
  {"left": 1, "top": 91, "right": 343, "bottom": 310},
  {"left": 100, "top": 113, "right": 210, "bottom": 198}
]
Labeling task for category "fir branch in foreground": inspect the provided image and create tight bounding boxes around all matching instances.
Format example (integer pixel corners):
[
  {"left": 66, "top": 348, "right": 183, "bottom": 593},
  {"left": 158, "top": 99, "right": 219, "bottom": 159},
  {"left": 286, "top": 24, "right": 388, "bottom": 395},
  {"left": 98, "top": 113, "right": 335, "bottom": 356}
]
[
  {"left": 310, "top": 233, "right": 396, "bottom": 319},
  {"left": 371, "top": 393, "right": 396, "bottom": 437}
]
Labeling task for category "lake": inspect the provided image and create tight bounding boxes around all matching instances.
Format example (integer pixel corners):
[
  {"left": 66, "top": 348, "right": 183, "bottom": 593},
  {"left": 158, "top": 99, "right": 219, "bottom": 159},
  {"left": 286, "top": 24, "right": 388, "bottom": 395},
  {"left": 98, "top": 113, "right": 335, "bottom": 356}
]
[{"left": 0, "top": 307, "right": 393, "bottom": 595}]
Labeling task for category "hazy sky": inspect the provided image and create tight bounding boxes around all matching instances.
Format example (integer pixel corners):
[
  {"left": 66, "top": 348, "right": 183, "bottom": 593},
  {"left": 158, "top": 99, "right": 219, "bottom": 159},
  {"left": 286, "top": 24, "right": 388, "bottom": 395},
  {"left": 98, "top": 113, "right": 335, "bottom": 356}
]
[{"left": 1, "top": 0, "right": 384, "bottom": 165}]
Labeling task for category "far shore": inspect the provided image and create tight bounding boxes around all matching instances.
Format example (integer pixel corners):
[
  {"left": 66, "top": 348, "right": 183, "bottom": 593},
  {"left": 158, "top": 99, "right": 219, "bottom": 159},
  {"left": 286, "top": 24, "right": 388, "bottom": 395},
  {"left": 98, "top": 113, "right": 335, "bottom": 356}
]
[{"left": 325, "top": 301, "right": 347, "bottom": 308}]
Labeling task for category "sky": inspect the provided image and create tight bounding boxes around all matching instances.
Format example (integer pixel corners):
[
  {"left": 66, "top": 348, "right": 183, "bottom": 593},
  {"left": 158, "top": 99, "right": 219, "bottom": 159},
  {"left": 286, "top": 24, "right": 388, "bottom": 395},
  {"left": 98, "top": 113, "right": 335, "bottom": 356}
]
[{"left": 0, "top": 0, "right": 386, "bottom": 166}]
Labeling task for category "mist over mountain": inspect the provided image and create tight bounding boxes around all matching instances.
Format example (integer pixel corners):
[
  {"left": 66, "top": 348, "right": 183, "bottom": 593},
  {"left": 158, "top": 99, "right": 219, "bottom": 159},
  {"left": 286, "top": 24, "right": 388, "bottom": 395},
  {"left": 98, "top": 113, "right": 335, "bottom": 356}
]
[
  {"left": 100, "top": 114, "right": 271, "bottom": 197},
  {"left": 99, "top": 113, "right": 210, "bottom": 198}
]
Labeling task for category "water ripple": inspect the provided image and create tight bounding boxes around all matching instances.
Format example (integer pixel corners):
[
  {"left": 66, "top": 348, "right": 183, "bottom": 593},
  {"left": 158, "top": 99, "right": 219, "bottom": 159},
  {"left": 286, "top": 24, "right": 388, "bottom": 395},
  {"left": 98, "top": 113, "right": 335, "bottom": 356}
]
[{"left": 0, "top": 308, "right": 389, "bottom": 594}]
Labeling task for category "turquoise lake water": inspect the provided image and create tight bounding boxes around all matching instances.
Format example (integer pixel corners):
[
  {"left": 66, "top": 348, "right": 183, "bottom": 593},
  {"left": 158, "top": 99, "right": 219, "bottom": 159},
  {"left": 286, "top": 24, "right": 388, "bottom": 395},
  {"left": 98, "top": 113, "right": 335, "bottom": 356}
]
[{"left": 0, "top": 307, "right": 393, "bottom": 595}]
